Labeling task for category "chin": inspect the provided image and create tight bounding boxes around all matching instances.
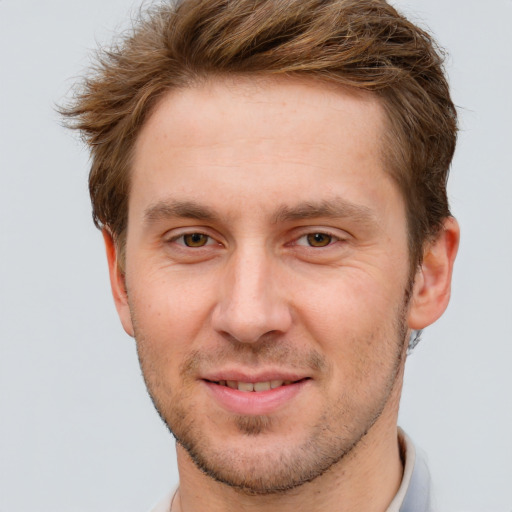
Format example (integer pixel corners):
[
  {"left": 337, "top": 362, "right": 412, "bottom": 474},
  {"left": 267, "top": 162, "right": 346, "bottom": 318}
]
[
  {"left": 163, "top": 400, "right": 371, "bottom": 495},
  {"left": 176, "top": 431, "right": 344, "bottom": 495}
]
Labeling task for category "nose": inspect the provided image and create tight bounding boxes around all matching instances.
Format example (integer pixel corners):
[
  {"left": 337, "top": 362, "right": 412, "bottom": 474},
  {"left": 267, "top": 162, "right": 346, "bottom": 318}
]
[{"left": 211, "top": 244, "right": 293, "bottom": 344}]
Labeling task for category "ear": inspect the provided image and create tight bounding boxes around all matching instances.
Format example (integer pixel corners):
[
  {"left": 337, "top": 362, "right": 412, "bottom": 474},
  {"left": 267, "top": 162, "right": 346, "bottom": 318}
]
[
  {"left": 102, "top": 229, "right": 135, "bottom": 337},
  {"left": 408, "top": 217, "right": 460, "bottom": 330}
]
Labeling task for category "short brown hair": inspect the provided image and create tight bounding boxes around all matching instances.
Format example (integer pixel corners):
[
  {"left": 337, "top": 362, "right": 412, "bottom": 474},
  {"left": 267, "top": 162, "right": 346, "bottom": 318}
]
[{"left": 62, "top": 0, "right": 457, "bottom": 268}]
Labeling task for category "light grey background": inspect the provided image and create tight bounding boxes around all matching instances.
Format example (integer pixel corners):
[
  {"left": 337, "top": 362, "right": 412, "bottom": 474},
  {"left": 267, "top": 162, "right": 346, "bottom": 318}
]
[{"left": 1, "top": 1, "right": 510, "bottom": 510}]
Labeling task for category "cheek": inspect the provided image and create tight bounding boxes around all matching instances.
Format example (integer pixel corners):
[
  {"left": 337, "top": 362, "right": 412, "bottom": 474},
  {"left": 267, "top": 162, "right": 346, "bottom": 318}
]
[
  {"left": 294, "top": 267, "right": 404, "bottom": 331},
  {"left": 127, "top": 268, "right": 218, "bottom": 363},
  {"left": 290, "top": 268, "right": 407, "bottom": 378}
]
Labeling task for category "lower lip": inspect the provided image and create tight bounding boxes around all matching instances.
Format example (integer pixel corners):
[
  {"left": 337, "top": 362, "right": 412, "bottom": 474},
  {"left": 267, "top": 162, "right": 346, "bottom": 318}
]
[{"left": 203, "top": 380, "right": 309, "bottom": 416}]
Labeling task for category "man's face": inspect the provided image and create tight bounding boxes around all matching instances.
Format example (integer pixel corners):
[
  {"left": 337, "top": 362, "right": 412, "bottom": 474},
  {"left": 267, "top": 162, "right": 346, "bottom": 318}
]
[{"left": 119, "top": 78, "right": 414, "bottom": 493}]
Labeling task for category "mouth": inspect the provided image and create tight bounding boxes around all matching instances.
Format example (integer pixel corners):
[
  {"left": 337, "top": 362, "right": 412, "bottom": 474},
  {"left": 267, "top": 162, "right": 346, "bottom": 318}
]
[
  {"left": 203, "top": 376, "right": 310, "bottom": 415},
  {"left": 201, "top": 371, "right": 312, "bottom": 415},
  {"left": 204, "top": 378, "right": 310, "bottom": 392}
]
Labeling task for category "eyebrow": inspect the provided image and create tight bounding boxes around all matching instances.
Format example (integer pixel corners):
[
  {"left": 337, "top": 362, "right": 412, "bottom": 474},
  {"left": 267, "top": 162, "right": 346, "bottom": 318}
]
[
  {"left": 271, "top": 199, "right": 377, "bottom": 226},
  {"left": 144, "top": 200, "right": 219, "bottom": 223},
  {"left": 143, "top": 197, "right": 378, "bottom": 228}
]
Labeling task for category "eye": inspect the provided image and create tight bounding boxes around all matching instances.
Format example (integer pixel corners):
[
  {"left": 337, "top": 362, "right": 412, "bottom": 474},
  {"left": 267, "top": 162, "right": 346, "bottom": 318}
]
[
  {"left": 306, "top": 233, "right": 332, "bottom": 247},
  {"left": 170, "top": 232, "right": 216, "bottom": 248},
  {"left": 185, "top": 233, "right": 207, "bottom": 247},
  {"left": 296, "top": 232, "right": 335, "bottom": 247}
]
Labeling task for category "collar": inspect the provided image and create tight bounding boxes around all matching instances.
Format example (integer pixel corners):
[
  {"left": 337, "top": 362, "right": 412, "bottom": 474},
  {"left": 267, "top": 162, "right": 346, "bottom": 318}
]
[{"left": 386, "top": 428, "right": 432, "bottom": 512}]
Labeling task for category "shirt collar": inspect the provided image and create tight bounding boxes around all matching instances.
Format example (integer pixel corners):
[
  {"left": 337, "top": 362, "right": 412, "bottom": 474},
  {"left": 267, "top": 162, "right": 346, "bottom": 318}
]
[{"left": 386, "top": 428, "right": 432, "bottom": 512}]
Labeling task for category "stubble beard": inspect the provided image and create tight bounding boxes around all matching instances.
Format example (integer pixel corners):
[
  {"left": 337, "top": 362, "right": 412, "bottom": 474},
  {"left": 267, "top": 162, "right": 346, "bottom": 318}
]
[{"left": 132, "top": 292, "right": 411, "bottom": 496}]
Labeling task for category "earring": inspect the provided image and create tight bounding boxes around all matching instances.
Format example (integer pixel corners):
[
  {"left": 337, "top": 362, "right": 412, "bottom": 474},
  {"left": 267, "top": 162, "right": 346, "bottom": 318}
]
[{"left": 407, "top": 329, "right": 423, "bottom": 354}]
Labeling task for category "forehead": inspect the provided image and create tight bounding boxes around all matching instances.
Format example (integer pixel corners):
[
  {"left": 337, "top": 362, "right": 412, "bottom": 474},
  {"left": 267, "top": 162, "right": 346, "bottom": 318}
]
[
  {"left": 130, "top": 76, "right": 396, "bottom": 222},
  {"left": 136, "top": 76, "right": 384, "bottom": 159}
]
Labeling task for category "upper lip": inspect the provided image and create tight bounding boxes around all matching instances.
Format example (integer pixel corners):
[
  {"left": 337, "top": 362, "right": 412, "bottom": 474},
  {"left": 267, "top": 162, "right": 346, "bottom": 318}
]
[{"left": 200, "top": 369, "right": 310, "bottom": 383}]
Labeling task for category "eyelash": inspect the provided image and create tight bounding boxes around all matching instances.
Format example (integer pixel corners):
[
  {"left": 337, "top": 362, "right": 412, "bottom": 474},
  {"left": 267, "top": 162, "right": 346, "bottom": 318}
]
[
  {"left": 167, "top": 230, "right": 344, "bottom": 249},
  {"left": 168, "top": 232, "right": 219, "bottom": 248},
  {"left": 293, "top": 232, "right": 341, "bottom": 248}
]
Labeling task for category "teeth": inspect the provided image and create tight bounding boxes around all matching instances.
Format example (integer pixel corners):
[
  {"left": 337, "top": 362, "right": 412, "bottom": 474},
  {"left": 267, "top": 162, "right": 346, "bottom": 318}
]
[
  {"left": 217, "top": 379, "right": 292, "bottom": 391},
  {"left": 237, "top": 382, "right": 254, "bottom": 392},
  {"left": 253, "top": 381, "right": 271, "bottom": 392}
]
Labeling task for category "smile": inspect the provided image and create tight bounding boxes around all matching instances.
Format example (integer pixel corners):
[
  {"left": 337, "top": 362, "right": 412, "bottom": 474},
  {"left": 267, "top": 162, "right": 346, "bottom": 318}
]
[
  {"left": 206, "top": 379, "right": 304, "bottom": 392},
  {"left": 203, "top": 377, "right": 311, "bottom": 415}
]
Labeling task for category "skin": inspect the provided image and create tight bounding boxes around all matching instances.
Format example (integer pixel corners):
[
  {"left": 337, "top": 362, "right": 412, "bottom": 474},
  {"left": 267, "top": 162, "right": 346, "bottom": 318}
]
[{"left": 104, "top": 77, "right": 459, "bottom": 512}]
